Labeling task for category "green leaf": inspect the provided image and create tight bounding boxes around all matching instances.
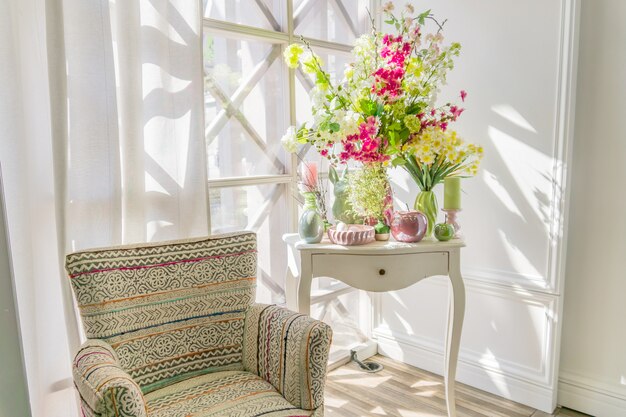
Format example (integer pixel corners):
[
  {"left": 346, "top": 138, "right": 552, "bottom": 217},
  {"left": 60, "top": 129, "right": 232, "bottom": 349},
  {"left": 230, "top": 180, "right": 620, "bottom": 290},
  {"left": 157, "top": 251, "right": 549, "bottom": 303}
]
[
  {"left": 399, "top": 128, "right": 410, "bottom": 142},
  {"left": 375, "top": 103, "right": 385, "bottom": 117},
  {"left": 418, "top": 9, "right": 431, "bottom": 25},
  {"left": 359, "top": 99, "right": 377, "bottom": 116},
  {"left": 329, "top": 122, "right": 340, "bottom": 133},
  {"left": 392, "top": 157, "right": 407, "bottom": 167},
  {"left": 406, "top": 103, "right": 424, "bottom": 115}
]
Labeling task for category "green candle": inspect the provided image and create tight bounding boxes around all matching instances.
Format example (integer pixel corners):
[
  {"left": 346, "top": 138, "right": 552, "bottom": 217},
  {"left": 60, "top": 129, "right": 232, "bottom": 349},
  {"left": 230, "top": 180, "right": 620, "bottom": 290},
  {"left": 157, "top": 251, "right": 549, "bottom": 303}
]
[{"left": 444, "top": 177, "right": 462, "bottom": 209}]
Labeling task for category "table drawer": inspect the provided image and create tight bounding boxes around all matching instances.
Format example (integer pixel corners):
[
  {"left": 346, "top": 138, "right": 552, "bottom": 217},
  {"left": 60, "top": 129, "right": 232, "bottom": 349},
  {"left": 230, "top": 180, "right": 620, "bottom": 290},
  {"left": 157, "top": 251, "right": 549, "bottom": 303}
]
[{"left": 311, "top": 252, "right": 449, "bottom": 292}]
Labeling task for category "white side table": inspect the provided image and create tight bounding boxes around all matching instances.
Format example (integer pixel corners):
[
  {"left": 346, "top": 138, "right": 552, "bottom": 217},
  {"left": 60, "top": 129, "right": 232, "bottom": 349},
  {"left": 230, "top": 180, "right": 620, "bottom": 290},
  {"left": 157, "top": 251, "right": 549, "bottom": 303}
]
[{"left": 283, "top": 233, "right": 466, "bottom": 417}]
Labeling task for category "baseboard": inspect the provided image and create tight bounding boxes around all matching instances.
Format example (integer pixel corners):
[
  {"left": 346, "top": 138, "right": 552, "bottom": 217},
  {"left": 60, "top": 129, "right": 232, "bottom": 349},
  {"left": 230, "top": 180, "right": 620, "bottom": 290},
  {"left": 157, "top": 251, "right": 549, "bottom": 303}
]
[
  {"left": 558, "top": 371, "right": 626, "bottom": 417},
  {"left": 375, "top": 332, "right": 556, "bottom": 413}
]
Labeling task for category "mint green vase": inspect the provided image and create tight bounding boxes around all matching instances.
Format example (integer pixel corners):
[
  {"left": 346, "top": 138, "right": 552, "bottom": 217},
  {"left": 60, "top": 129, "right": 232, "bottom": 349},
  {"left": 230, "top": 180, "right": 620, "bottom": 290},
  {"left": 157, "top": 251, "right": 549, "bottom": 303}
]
[
  {"left": 414, "top": 190, "right": 438, "bottom": 238},
  {"left": 299, "top": 192, "right": 324, "bottom": 243}
]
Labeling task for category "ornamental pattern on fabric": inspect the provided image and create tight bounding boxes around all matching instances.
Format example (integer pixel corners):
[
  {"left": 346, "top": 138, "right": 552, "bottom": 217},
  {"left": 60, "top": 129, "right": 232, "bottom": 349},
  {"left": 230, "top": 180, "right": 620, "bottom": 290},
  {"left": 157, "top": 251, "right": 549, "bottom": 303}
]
[
  {"left": 67, "top": 233, "right": 257, "bottom": 395},
  {"left": 242, "top": 304, "right": 333, "bottom": 410},
  {"left": 145, "top": 371, "right": 313, "bottom": 417},
  {"left": 66, "top": 232, "right": 332, "bottom": 417}
]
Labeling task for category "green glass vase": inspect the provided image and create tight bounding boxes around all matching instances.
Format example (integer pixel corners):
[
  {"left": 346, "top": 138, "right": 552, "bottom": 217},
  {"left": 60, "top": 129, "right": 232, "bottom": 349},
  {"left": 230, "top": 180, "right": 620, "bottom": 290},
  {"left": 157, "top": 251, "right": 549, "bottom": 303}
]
[
  {"left": 299, "top": 192, "right": 324, "bottom": 243},
  {"left": 414, "top": 190, "right": 438, "bottom": 238}
]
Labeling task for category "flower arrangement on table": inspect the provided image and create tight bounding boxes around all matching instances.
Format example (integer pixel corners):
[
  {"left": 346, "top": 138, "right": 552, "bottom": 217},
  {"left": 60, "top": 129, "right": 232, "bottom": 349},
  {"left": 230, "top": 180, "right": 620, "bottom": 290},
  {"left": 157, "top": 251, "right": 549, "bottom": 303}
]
[{"left": 282, "top": 1, "right": 484, "bottom": 241}]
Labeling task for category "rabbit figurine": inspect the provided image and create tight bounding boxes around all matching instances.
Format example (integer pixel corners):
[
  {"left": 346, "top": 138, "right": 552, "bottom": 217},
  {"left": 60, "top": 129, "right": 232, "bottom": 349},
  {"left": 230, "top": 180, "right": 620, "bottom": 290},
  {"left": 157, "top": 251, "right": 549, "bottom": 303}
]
[{"left": 329, "top": 166, "right": 359, "bottom": 224}]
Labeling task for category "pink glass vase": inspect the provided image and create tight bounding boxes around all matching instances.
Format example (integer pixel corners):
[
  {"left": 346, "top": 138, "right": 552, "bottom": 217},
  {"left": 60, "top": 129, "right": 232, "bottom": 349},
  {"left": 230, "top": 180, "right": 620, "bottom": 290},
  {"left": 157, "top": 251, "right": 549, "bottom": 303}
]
[{"left": 390, "top": 210, "right": 428, "bottom": 243}]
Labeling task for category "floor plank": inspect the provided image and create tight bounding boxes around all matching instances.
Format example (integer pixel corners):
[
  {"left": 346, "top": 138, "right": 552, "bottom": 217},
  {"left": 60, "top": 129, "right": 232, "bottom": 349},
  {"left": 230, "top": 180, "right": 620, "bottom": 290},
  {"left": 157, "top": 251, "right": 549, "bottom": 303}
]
[{"left": 325, "top": 355, "right": 592, "bottom": 417}]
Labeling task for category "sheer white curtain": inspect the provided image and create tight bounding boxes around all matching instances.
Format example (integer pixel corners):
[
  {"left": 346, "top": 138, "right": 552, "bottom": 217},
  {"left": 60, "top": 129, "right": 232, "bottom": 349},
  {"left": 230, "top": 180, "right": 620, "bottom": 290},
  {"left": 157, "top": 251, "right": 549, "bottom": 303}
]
[
  {"left": 54, "top": 0, "right": 208, "bottom": 250},
  {"left": 1, "top": 0, "right": 207, "bottom": 415}
]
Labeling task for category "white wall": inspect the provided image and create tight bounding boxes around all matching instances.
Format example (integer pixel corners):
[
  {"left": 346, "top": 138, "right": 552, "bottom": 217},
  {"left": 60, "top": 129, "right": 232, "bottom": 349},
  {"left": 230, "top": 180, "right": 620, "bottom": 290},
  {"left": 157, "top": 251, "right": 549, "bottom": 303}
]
[
  {"left": 558, "top": 1, "right": 626, "bottom": 416},
  {"left": 377, "top": 0, "right": 578, "bottom": 412}
]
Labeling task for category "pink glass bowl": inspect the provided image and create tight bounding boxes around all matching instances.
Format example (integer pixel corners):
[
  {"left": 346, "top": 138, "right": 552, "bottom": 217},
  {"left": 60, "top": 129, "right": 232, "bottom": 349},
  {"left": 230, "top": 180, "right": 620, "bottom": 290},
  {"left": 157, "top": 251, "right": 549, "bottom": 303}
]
[
  {"left": 390, "top": 210, "right": 428, "bottom": 243},
  {"left": 327, "top": 225, "right": 375, "bottom": 246}
]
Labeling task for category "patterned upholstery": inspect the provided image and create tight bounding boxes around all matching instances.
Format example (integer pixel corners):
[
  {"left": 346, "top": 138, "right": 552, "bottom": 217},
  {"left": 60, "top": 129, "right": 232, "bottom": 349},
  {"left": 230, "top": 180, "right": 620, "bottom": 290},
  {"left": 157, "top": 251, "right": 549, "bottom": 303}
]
[
  {"left": 243, "top": 305, "right": 331, "bottom": 410},
  {"left": 145, "top": 371, "right": 314, "bottom": 417},
  {"left": 66, "top": 232, "right": 332, "bottom": 417}
]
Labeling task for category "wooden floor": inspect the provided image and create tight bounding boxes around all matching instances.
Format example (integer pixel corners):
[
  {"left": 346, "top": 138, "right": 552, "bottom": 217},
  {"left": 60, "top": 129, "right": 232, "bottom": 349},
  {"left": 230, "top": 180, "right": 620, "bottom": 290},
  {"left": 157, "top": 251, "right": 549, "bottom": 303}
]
[{"left": 324, "top": 355, "right": 590, "bottom": 417}]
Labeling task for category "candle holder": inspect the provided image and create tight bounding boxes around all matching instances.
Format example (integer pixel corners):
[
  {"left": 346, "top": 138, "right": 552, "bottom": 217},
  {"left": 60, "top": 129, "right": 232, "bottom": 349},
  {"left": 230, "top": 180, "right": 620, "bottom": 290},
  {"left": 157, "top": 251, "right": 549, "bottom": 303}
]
[{"left": 442, "top": 208, "right": 462, "bottom": 239}]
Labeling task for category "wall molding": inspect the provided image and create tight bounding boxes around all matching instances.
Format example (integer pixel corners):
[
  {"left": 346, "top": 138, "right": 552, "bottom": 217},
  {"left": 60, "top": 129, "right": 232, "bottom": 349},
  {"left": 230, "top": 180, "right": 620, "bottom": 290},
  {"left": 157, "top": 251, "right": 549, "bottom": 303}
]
[
  {"left": 376, "top": 332, "right": 556, "bottom": 412},
  {"left": 375, "top": 0, "right": 580, "bottom": 412},
  {"left": 463, "top": 266, "right": 555, "bottom": 295},
  {"left": 374, "top": 277, "right": 557, "bottom": 384},
  {"left": 559, "top": 371, "right": 626, "bottom": 417}
]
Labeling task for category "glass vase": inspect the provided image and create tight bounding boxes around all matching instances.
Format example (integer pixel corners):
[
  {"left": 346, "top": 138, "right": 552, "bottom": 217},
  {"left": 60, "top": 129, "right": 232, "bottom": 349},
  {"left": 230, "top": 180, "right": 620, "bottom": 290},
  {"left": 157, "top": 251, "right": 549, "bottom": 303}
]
[
  {"left": 299, "top": 192, "right": 324, "bottom": 243},
  {"left": 414, "top": 190, "right": 438, "bottom": 238}
]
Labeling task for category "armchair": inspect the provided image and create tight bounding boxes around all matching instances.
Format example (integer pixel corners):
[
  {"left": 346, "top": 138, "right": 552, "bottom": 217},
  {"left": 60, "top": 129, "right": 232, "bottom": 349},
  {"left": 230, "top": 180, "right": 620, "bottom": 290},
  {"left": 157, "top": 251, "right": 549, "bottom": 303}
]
[{"left": 66, "top": 232, "right": 332, "bottom": 417}]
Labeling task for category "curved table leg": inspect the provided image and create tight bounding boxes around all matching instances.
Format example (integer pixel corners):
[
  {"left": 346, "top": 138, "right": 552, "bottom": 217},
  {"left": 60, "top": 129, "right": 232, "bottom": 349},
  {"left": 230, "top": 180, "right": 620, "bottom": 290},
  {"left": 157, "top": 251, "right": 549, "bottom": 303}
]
[
  {"left": 445, "top": 249, "right": 466, "bottom": 417},
  {"left": 297, "top": 253, "right": 313, "bottom": 316}
]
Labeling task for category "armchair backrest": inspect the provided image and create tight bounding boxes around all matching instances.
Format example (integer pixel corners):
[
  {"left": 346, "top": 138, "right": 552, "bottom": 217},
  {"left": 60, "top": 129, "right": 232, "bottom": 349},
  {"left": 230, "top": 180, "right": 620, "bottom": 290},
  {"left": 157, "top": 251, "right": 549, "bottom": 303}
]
[{"left": 66, "top": 231, "right": 257, "bottom": 393}]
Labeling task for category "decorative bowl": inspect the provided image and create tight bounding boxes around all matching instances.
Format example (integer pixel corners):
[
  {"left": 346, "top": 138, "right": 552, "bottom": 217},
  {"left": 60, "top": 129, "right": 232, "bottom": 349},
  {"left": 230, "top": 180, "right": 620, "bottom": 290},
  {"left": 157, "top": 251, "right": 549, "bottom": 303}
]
[{"left": 327, "top": 224, "right": 375, "bottom": 246}]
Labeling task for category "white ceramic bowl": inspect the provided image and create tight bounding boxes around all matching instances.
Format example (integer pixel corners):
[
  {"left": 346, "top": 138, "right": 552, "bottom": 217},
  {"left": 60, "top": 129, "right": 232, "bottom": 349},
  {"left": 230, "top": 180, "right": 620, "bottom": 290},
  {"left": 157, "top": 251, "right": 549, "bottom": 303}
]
[{"left": 327, "top": 224, "right": 375, "bottom": 246}]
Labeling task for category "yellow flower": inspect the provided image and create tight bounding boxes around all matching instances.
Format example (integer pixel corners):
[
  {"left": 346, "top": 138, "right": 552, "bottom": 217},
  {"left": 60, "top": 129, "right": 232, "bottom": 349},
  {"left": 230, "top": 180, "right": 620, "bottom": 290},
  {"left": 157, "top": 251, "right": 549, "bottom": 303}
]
[
  {"left": 420, "top": 153, "right": 435, "bottom": 165},
  {"left": 284, "top": 44, "right": 304, "bottom": 69},
  {"left": 431, "top": 137, "right": 443, "bottom": 151}
]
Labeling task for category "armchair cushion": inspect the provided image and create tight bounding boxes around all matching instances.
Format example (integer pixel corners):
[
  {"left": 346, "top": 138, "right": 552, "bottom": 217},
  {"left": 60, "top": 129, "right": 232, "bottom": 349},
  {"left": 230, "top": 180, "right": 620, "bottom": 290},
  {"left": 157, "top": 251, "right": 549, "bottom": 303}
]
[
  {"left": 243, "top": 304, "right": 332, "bottom": 411},
  {"left": 144, "top": 370, "right": 315, "bottom": 417},
  {"left": 73, "top": 339, "right": 147, "bottom": 417}
]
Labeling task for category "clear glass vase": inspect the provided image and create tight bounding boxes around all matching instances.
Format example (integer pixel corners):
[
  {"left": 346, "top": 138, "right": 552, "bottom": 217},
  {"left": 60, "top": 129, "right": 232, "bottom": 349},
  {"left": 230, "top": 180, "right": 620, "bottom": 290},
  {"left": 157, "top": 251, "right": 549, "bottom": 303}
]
[{"left": 414, "top": 190, "right": 438, "bottom": 238}]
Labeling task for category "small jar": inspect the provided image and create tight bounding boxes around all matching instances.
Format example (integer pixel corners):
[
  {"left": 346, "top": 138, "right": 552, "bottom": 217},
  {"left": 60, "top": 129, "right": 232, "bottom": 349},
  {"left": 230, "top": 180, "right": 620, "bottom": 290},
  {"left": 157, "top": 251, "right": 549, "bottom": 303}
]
[{"left": 390, "top": 210, "right": 428, "bottom": 243}]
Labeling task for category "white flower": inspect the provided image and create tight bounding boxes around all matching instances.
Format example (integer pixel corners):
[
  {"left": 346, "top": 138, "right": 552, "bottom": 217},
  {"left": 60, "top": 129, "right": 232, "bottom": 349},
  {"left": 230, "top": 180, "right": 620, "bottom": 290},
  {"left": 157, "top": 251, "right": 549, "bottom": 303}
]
[
  {"left": 281, "top": 126, "right": 298, "bottom": 153},
  {"left": 382, "top": 1, "right": 394, "bottom": 13},
  {"left": 342, "top": 111, "right": 361, "bottom": 136}
]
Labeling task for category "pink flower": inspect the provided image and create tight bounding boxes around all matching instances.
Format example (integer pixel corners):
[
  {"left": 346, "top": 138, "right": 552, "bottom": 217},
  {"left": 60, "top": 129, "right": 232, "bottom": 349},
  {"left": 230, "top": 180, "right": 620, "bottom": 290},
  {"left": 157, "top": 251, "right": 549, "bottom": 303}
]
[
  {"left": 449, "top": 105, "right": 465, "bottom": 120},
  {"left": 460, "top": 90, "right": 467, "bottom": 102}
]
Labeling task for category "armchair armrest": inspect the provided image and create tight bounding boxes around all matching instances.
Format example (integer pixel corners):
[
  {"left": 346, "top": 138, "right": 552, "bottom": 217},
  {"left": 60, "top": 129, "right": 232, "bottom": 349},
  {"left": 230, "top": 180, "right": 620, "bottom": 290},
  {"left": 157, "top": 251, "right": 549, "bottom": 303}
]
[
  {"left": 242, "top": 304, "right": 332, "bottom": 411},
  {"left": 73, "top": 339, "right": 147, "bottom": 417}
]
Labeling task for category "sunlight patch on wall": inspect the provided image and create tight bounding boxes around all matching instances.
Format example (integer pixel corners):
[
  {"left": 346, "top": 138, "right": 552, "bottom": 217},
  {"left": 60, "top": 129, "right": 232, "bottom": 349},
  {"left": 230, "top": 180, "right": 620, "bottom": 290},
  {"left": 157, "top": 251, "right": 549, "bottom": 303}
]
[
  {"left": 480, "top": 348, "right": 512, "bottom": 399},
  {"left": 498, "top": 229, "right": 543, "bottom": 280},
  {"left": 492, "top": 104, "right": 537, "bottom": 133},
  {"left": 489, "top": 126, "right": 553, "bottom": 234},
  {"left": 483, "top": 169, "right": 525, "bottom": 220}
]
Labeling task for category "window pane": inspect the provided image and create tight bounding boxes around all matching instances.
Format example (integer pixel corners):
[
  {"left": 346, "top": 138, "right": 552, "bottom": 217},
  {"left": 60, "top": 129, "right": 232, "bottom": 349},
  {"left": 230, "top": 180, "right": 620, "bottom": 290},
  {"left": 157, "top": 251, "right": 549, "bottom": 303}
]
[
  {"left": 204, "top": 34, "right": 288, "bottom": 178},
  {"left": 295, "top": 50, "right": 352, "bottom": 162},
  {"left": 209, "top": 184, "right": 289, "bottom": 304},
  {"left": 204, "top": 0, "right": 285, "bottom": 32},
  {"left": 294, "top": 0, "right": 368, "bottom": 43}
]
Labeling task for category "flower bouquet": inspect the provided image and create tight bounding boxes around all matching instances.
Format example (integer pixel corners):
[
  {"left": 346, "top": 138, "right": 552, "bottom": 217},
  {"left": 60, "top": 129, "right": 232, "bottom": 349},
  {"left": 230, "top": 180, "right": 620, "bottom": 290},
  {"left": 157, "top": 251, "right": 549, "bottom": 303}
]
[{"left": 282, "top": 1, "right": 483, "bottom": 237}]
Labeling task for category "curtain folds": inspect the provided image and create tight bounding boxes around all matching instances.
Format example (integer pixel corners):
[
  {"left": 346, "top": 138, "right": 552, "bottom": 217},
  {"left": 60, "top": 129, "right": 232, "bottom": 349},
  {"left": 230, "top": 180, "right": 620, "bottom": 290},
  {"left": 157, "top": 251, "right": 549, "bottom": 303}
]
[
  {"left": 58, "top": 0, "right": 208, "bottom": 250},
  {"left": 1, "top": 0, "right": 208, "bottom": 415}
]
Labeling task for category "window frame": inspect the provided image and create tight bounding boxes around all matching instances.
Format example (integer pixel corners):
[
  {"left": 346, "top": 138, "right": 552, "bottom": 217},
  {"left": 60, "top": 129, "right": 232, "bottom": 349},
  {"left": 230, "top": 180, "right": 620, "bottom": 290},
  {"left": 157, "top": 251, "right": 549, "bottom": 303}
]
[{"left": 201, "top": 0, "right": 376, "bottom": 232}]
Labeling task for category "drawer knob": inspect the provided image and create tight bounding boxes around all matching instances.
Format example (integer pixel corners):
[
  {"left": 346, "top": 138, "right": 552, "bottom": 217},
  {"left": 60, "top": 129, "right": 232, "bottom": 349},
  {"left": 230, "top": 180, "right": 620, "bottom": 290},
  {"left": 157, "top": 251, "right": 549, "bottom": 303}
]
[{"left": 379, "top": 269, "right": 386, "bottom": 276}]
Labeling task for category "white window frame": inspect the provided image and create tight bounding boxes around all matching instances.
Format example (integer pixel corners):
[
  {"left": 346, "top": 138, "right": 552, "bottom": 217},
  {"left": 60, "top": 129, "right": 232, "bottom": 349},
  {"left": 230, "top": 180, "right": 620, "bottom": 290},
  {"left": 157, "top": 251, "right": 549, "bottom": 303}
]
[{"left": 201, "top": 0, "right": 376, "bottom": 232}]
